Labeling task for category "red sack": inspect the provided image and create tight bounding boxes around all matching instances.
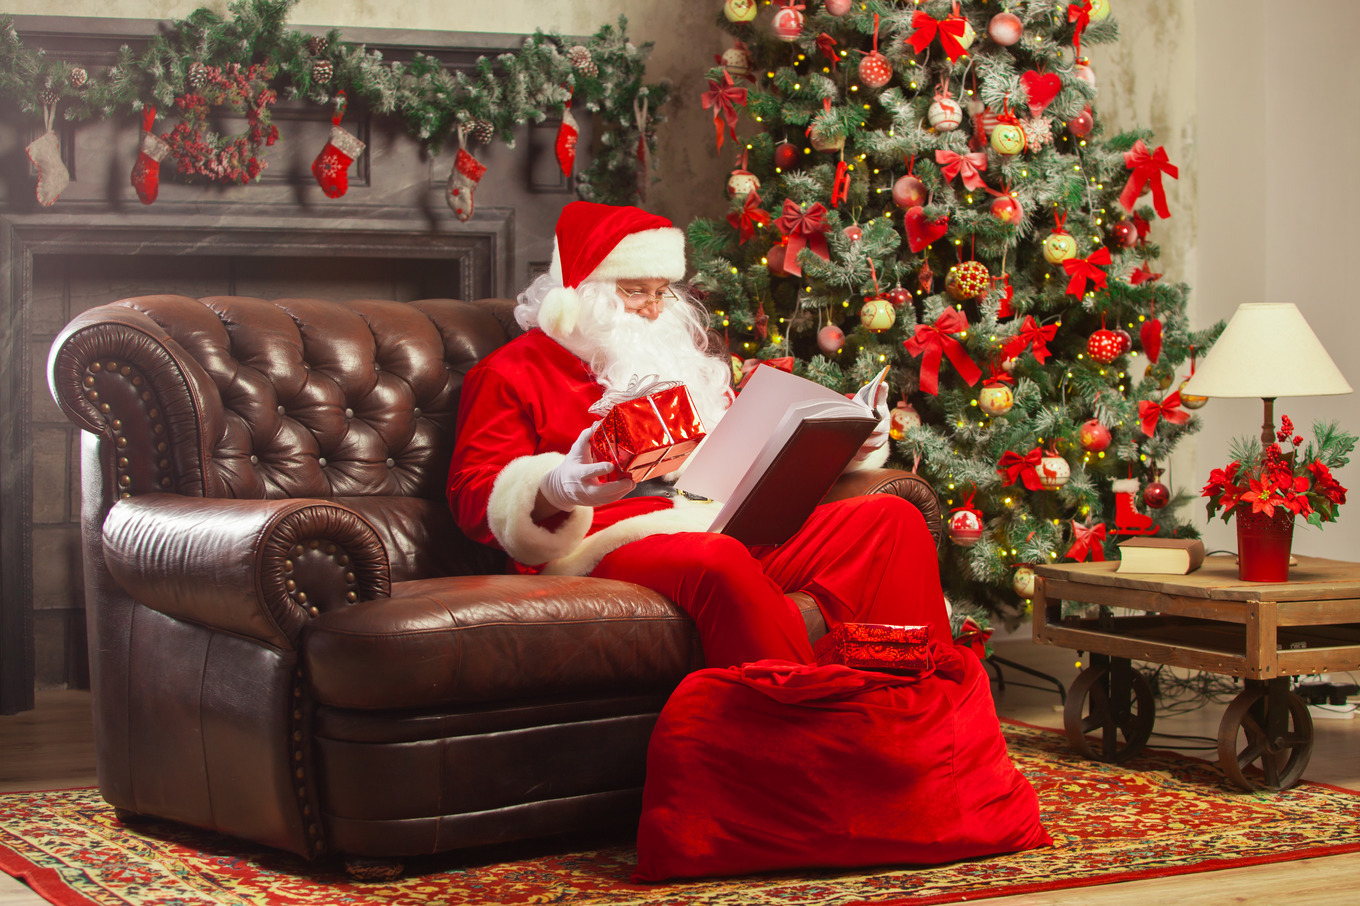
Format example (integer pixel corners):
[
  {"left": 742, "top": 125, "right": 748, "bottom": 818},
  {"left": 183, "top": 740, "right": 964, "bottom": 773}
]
[{"left": 633, "top": 641, "right": 1051, "bottom": 882}]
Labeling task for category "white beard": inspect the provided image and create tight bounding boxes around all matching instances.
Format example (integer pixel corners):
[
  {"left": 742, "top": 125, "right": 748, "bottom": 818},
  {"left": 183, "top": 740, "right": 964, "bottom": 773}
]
[{"left": 554, "top": 282, "right": 733, "bottom": 432}]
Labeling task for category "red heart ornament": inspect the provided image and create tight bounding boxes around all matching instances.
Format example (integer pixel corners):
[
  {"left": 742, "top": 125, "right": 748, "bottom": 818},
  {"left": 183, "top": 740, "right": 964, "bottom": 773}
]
[
  {"left": 904, "top": 205, "right": 949, "bottom": 252},
  {"left": 1140, "top": 317, "right": 1163, "bottom": 363},
  {"left": 1020, "top": 71, "right": 1062, "bottom": 119}
]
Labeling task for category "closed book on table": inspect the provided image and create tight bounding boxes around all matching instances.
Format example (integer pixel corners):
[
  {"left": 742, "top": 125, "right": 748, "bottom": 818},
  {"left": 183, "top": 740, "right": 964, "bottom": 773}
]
[{"left": 1115, "top": 537, "right": 1206, "bottom": 575}]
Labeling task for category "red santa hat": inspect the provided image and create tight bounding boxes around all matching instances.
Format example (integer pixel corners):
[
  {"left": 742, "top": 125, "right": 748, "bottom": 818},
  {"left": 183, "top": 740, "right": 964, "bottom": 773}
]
[{"left": 538, "top": 201, "right": 686, "bottom": 335}]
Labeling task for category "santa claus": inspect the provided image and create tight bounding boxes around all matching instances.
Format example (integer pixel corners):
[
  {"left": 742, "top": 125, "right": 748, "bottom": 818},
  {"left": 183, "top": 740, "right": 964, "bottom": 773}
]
[{"left": 447, "top": 201, "right": 950, "bottom": 667}]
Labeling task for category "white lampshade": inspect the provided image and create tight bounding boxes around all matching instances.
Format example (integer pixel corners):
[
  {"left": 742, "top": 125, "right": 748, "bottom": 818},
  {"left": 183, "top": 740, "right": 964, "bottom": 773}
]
[{"left": 1182, "top": 303, "right": 1352, "bottom": 399}]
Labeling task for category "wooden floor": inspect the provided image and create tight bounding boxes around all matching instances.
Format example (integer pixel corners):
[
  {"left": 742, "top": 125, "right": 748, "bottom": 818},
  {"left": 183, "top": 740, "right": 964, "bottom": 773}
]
[{"left": 2, "top": 639, "right": 1359, "bottom": 904}]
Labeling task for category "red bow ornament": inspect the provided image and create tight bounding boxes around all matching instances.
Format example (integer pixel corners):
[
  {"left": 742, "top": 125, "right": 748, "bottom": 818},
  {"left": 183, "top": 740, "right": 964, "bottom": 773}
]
[
  {"left": 935, "top": 149, "right": 988, "bottom": 191},
  {"left": 1119, "top": 140, "right": 1179, "bottom": 219},
  {"left": 954, "top": 615, "right": 993, "bottom": 660},
  {"left": 816, "top": 32, "right": 840, "bottom": 71},
  {"left": 1064, "top": 518, "right": 1107, "bottom": 562},
  {"left": 1002, "top": 315, "right": 1059, "bottom": 364},
  {"left": 737, "top": 355, "right": 795, "bottom": 390},
  {"left": 1139, "top": 390, "right": 1190, "bottom": 437},
  {"left": 702, "top": 70, "right": 747, "bottom": 151},
  {"left": 908, "top": 12, "right": 970, "bottom": 62},
  {"left": 1129, "top": 265, "right": 1162, "bottom": 286},
  {"left": 997, "top": 448, "right": 1044, "bottom": 491},
  {"left": 727, "top": 190, "right": 772, "bottom": 244},
  {"left": 903, "top": 308, "right": 983, "bottom": 395},
  {"left": 775, "top": 200, "right": 832, "bottom": 277},
  {"left": 1068, "top": 1, "right": 1092, "bottom": 57},
  {"left": 1062, "top": 246, "right": 1111, "bottom": 297}
]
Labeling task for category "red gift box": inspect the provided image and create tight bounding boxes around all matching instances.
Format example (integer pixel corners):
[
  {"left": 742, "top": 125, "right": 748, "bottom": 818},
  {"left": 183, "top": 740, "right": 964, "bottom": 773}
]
[
  {"left": 813, "top": 622, "right": 933, "bottom": 674},
  {"left": 589, "top": 379, "right": 706, "bottom": 482}
]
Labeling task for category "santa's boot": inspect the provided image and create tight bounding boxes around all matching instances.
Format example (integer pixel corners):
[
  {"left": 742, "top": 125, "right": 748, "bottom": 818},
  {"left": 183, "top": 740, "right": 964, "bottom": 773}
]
[{"left": 1112, "top": 478, "right": 1156, "bottom": 536}]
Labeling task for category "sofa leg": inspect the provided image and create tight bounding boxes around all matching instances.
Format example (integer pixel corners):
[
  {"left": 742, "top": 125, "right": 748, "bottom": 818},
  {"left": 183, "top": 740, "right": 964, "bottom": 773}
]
[
  {"left": 344, "top": 857, "right": 404, "bottom": 882},
  {"left": 112, "top": 807, "right": 149, "bottom": 825}
]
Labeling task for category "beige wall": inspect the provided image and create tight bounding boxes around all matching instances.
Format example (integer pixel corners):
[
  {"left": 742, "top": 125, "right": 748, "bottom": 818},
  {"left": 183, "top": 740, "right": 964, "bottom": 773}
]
[{"left": 15, "top": 0, "right": 1359, "bottom": 560}]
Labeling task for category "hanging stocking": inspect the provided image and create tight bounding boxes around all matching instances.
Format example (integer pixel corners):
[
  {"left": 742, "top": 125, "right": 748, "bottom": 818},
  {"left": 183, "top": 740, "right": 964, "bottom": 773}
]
[
  {"left": 556, "top": 98, "right": 579, "bottom": 178},
  {"left": 1111, "top": 477, "right": 1156, "bottom": 536},
  {"left": 446, "top": 128, "right": 487, "bottom": 222},
  {"left": 131, "top": 107, "right": 171, "bottom": 205},
  {"left": 311, "top": 92, "right": 365, "bottom": 198},
  {"left": 634, "top": 96, "right": 650, "bottom": 202},
  {"left": 25, "top": 102, "right": 69, "bottom": 207}
]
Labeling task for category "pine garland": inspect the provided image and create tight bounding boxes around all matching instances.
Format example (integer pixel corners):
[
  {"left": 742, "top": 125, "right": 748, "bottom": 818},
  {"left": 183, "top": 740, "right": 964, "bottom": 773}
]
[{"left": 0, "top": 0, "right": 668, "bottom": 203}]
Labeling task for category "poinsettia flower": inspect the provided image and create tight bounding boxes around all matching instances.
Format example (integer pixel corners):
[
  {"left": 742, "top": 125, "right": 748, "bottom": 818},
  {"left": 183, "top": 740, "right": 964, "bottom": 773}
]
[
  {"left": 1308, "top": 460, "right": 1348, "bottom": 505},
  {"left": 1240, "top": 477, "right": 1281, "bottom": 516}
]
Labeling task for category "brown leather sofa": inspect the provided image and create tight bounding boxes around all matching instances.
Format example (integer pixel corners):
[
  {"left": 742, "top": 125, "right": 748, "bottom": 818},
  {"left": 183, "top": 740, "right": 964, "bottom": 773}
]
[{"left": 47, "top": 294, "right": 943, "bottom": 864}]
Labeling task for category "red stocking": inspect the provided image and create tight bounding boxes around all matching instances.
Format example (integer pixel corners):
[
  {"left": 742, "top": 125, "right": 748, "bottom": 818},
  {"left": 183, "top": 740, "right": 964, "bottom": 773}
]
[
  {"left": 312, "top": 92, "right": 365, "bottom": 198},
  {"left": 446, "top": 130, "right": 487, "bottom": 222},
  {"left": 131, "top": 107, "right": 171, "bottom": 205}
]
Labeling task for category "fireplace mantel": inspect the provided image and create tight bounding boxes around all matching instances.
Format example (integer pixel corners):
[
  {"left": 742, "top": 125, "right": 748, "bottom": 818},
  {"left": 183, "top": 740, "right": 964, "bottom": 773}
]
[{"left": 0, "top": 16, "right": 583, "bottom": 711}]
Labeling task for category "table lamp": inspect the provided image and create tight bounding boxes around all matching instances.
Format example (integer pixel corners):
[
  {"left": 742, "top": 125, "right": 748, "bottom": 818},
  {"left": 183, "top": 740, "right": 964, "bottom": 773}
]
[{"left": 1181, "top": 303, "right": 1352, "bottom": 445}]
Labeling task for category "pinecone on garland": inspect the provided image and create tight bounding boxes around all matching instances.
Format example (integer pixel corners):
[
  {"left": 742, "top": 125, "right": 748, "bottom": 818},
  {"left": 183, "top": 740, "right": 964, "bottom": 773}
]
[
  {"left": 307, "top": 35, "right": 327, "bottom": 55},
  {"left": 312, "top": 59, "right": 334, "bottom": 84},
  {"left": 187, "top": 61, "right": 207, "bottom": 90},
  {"left": 38, "top": 86, "right": 59, "bottom": 106},
  {"left": 568, "top": 45, "right": 597, "bottom": 77},
  {"left": 68, "top": 67, "right": 88, "bottom": 90},
  {"left": 469, "top": 119, "right": 494, "bottom": 144}
]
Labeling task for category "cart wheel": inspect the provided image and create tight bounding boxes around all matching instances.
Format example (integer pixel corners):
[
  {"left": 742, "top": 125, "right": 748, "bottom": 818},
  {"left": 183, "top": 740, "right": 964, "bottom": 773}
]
[
  {"left": 1063, "top": 664, "right": 1155, "bottom": 763},
  {"left": 1217, "top": 685, "right": 1313, "bottom": 791}
]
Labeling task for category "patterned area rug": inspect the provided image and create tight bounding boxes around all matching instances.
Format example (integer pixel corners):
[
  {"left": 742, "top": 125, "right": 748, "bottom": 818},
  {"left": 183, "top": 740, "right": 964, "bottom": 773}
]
[{"left": 3, "top": 722, "right": 1360, "bottom": 906}]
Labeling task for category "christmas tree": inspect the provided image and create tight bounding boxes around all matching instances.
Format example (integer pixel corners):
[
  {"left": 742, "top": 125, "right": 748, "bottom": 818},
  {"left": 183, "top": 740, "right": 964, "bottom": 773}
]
[{"left": 687, "top": 0, "right": 1223, "bottom": 628}]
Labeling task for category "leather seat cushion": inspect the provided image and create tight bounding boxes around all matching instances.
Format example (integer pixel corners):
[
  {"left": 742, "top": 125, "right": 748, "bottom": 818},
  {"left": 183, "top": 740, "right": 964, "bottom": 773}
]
[{"left": 303, "top": 576, "right": 702, "bottom": 710}]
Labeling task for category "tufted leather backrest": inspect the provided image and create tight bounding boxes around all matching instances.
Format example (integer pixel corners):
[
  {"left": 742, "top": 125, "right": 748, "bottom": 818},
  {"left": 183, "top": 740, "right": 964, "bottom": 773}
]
[{"left": 107, "top": 295, "right": 515, "bottom": 502}]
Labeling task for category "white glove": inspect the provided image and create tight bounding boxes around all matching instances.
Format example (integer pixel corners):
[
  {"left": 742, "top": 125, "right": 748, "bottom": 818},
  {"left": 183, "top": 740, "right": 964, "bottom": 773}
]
[
  {"left": 539, "top": 427, "right": 637, "bottom": 512},
  {"left": 851, "top": 380, "right": 891, "bottom": 461}
]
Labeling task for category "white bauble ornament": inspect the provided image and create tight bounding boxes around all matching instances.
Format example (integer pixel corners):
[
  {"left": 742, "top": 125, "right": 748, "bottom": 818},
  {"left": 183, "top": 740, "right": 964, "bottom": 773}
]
[
  {"left": 726, "top": 168, "right": 760, "bottom": 199},
  {"left": 817, "top": 324, "right": 846, "bottom": 354},
  {"left": 952, "top": 17, "right": 977, "bottom": 51},
  {"left": 978, "top": 382, "right": 1014, "bottom": 416},
  {"left": 889, "top": 401, "right": 921, "bottom": 440},
  {"left": 859, "top": 296, "right": 896, "bottom": 333},
  {"left": 772, "top": 6, "right": 805, "bottom": 42},
  {"left": 949, "top": 509, "right": 984, "bottom": 547},
  {"left": 809, "top": 125, "right": 845, "bottom": 153},
  {"left": 724, "top": 0, "right": 758, "bottom": 24},
  {"left": 928, "top": 96, "right": 964, "bottom": 132},
  {"left": 1013, "top": 565, "right": 1037, "bottom": 599},
  {"left": 720, "top": 44, "right": 752, "bottom": 79},
  {"left": 989, "top": 12, "right": 1023, "bottom": 46},
  {"left": 1038, "top": 453, "right": 1071, "bottom": 490}
]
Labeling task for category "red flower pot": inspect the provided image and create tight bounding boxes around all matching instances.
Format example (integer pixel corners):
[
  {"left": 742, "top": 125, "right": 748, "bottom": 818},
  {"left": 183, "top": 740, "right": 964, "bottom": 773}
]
[{"left": 1235, "top": 503, "right": 1295, "bottom": 582}]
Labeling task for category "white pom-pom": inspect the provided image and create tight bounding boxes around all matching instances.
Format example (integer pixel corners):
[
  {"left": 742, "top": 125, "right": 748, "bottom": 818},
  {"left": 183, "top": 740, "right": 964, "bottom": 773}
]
[{"left": 538, "top": 286, "right": 581, "bottom": 336}]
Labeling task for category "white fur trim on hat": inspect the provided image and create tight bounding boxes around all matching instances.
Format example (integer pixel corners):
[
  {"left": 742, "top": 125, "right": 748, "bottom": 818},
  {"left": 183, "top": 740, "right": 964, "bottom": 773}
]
[
  {"left": 537, "top": 285, "right": 581, "bottom": 337},
  {"left": 487, "top": 452, "right": 592, "bottom": 567},
  {"left": 585, "top": 226, "right": 687, "bottom": 284}
]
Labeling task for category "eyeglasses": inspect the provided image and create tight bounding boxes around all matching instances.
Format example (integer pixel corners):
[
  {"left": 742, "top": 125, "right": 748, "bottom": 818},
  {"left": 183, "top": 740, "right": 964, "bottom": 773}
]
[{"left": 616, "top": 283, "right": 680, "bottom": 308}]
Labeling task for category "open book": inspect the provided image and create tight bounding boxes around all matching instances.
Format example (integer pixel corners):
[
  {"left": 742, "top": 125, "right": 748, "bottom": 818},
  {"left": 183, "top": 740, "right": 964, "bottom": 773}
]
[{"left": 675, "top": 364, "right": 886, "bottom": 546}]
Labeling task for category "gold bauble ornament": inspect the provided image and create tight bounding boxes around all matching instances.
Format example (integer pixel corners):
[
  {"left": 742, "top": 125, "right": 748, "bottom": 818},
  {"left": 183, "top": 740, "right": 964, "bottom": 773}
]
[{"left": 991, "top": 122, "right": 1027, "bottom": 156}]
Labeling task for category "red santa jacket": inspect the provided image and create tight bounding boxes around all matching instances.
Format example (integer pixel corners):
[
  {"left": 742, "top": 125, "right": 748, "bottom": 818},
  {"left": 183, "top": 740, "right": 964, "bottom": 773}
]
[{"left": 446, "top": 328, "right": 717, "bottom": 575}]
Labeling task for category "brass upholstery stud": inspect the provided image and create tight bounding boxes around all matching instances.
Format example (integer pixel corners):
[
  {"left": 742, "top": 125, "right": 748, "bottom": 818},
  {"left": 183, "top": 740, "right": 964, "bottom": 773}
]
[
  {"left": 91, "top": 362, "right": 102, "bottom": 372},
  {"left": 83, "top": 376, "right": 95, "bottom": 387},
  {"left": 120, "top": 365, "right": 131, "bottom": 376},
  {"left": 285, "top": 579, "right": 297, "bottom": 591},
  {"left": 132, "top": 376, "right": 143, "bottom": 386},
  {"left": 118, "top": 475, "right": 131, "bottom": 487},
  {"left": 346, "top": 591, "right": 358, "bottom": 603},
  {"left": 308, "top": 540, "right": 320, "bottom": 549},
  {"left": 148, "top": 408, "right": 159, "bottom": 419},
  {"left": 118, "top": 457, "right": 128, "bottom": 468},
  {"left": 295, "top": 768, "right": 304, "bottom": 780},
  {"left": 325, "top": 544, "right": 336, "bottom": 555},
  {"left": 345, "top": 572, "right": 355, "bottom": 584},
  {"left": 110, "top": 419, "right": 121, "bottom": 430},
  {"left": 87, "top": 390, "right": 99, "bottom": 401},
  {"left": 309, "top": 606, "right": 320, "bottom": 616},
  {"left": 292, "top": 545, "right": 304, "bottom": 556},
  {"left": 160, "top": 477, "right": 171, "bottom": 488},
  {"left": 296, "top": 592, "right": 308, "bottom": 605},
  {"left": 283, "top": 560, "right": 294, "bottom": 573},
  {"left": 100, "top": 403, "right": 111, "bottom": 413},
  {"left": 141, "top": 392, "right": 152, "bottom": 402},
  {"left": 157, "top": 442, "right": 167, "bottom": 453},
  {"left": 116, "top": 438, "right": 128, "bottom": 448},
  {"left": 337, "top": 554, "right": 349, "bottom": 566}
]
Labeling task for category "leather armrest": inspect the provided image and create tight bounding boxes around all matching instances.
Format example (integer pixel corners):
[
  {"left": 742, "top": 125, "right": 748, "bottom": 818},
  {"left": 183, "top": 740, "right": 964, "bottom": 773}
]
[
  {"left": 822, "top": 467, "right": 943, "bottom": 544},
  {"left": 102, "top": 493, "right": 392, "bottom": 651}
]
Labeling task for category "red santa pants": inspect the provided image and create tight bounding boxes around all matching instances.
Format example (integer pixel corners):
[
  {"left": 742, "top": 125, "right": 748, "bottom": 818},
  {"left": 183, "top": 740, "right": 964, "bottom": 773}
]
[{"left": 591, "top": 494, "right": 951, "bottom": 669}]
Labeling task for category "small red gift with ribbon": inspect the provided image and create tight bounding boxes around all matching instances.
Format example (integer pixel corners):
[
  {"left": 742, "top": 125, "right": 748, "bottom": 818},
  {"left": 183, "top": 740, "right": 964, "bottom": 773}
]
[
  {"left": 589, "top": 376, "right": 707, "bottom": 481},
  {"left": 813, "top": 622, "right": 933, "bottom": 674}
]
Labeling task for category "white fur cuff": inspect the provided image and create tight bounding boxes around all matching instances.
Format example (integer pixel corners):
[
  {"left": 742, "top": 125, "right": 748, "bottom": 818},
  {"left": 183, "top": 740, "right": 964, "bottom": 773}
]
[{"left": 487, "top": 453, "right": 593, "bottom": 567}]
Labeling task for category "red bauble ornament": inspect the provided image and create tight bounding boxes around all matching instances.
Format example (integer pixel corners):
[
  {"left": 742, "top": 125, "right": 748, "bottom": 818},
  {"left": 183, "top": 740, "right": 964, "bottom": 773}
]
[
  {"left": 1111, "top": 220, "right": 1137, "bottom": 248},
  {"left": 1087, "top": 329, "right": 1122, "bottom": 363},
  {"left": 859, "top": 51, "right": 892, "bottom": 89},
  {"left": 989, "top": 12, "right": 1024, "bottom": 46},
  {"left": 825, "top": 0, "right": 852, "bottom": 15},
  {"left": 842, "top": 224, "right": 863, "bottom": 243},
  {"left": 947, "top": 261, "right": 990, "bottom": 300},
  {"left": 991, "top": 194, "right": 1023, "bottom": 224},
  {"left": 892, "top": 174, "right": 928, "bottom": 209},
  {"left": 949, "top": 509, "right": 984, "bottom": 547},
  {"left": 1074, "top": 60, "right": 1097, "bottom": 88},
  {"left": 766, "top": 243, "right": 790, "bottom": 277},
  {"left": 1113, "top": 328, "right": 1133, "bottom": 354},
  {"left": 1078, "top": 418, "right": 1111, "bottom": 452},
  {"left": 1143, "top": 481, "right": 1171, "bottom": 509},
  {"left": 774, "top": 141, "right": 800, "bottom": 170},
  {"left": 772, "top": 5, "right": 805, "bottom": 42},
  {"left": 817, "top": 324, "right": 846, "bottom": 354},
  {"left": 1068, "top": 106, "right": 1095, "bottom": 138},
  {"left": 886, "top": 286, "right": 911, "bottom": 308}
]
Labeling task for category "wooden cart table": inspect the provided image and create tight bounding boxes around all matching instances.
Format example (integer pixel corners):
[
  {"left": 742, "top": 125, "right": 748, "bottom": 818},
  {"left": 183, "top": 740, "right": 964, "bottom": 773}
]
[{"left": 1033, "top": 555, "right": 1360, "bottom": 791}]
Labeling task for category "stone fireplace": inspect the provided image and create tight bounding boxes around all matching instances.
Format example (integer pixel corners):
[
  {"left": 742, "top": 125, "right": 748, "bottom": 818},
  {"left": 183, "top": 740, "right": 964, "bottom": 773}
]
[{"left": 0, "top": 16, "right": 583, "bottom": 711}]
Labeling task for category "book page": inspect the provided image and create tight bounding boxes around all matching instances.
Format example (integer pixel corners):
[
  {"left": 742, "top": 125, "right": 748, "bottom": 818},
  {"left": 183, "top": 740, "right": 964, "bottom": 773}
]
[{"left": 676, "top": 365, "right": 868, "bottom": 503}]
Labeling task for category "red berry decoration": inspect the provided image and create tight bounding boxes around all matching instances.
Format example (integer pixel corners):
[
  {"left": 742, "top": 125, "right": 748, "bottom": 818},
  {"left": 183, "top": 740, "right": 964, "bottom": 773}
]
[
  {"left": 1087, "top": 329, "right": 1123, "bottom": 363},
  {"left": 886, "top": 286, "right": 912, "bottom": 308},
  {"left": 947, "top": 261, "right": 991, "bottom": 301},
  {"left": 859, "top": 51, "right": 892, "bottom": 89}
]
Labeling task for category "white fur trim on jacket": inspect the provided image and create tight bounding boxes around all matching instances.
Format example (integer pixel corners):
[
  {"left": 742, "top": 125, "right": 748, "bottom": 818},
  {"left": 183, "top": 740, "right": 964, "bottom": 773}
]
[
  {"left": 486, "top": 453, "right": 593, "bottom": 567},
  {"left": 539, "top": 496, "right": 718, "bottom": 577}
]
